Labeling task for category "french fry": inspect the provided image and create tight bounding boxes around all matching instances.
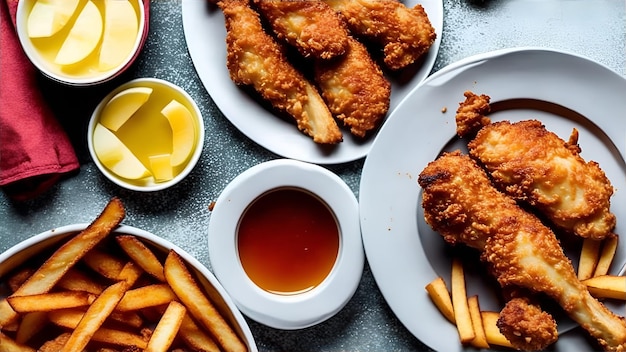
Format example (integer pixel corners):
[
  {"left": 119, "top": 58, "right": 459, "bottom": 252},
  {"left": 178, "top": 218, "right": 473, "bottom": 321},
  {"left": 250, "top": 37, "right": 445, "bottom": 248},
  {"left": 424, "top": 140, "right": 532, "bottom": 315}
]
[
  {"left": 83, "top": 248, "right": 126, "bottom": 280},
  {"left": 179, "top": 313, "right": 221, "bottom": 352},
  {"left": 578, "top": 238, "right": 601, "bottom": 280},
  {"left": 115, "top": 283, "right": 178, "bottom": 311},
  {"left": 467, "top": 295, "right": 489, "bottom": 349},
  {"left": 117, "top": 261, "right": 144, "bottom": 286},
  {"left": 594, "top": 235, "right": 619, "bottom": 277},
  {"left": 425, "top": 276, "right": 455, "bottom": 323},
  {"left": 0, "top": 331, "right": 36, "bottom": 352},
  {"left": 57, "top": 268, "right": 105, "bottom": 295},
  {"left": 48, "top": 309, "right": 149, "bottom": 349},
  {"left": 145, "top": 300, "right": 186, "bottom": 352},
  {"left": 0, "top": 198, "right": 125, "bottom": 327},
  {"left": 61, "top": 280, "right": 129, "bottom": 352},
  {"left": 582, "top": 275, "right": 626, "bottom": 300},
  {"left": 481, "top": 311, "right": 514, "bottom": 348},
  {"left": 7, "top": 268, "right": 34, "bottom": 293},
  {"left": 451, "top": 258, "right": 475, "bottom": 344},
  {"left": 7, "top": 291, "right": 96, "bottom": 313},
  {"left": 116, "top": 235, "right": 166, "bottom": 282},
  {"left": 164, "top": 250, "right": 247, "bottom": 352},
  {"left": 15, "top": 312, "right": 47, "bottom": 344}
]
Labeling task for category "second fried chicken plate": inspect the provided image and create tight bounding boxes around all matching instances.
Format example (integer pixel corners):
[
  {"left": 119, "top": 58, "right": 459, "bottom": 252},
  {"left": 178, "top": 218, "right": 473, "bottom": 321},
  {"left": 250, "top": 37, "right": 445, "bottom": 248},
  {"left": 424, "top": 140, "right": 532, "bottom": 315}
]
[{"left": 418, "top": 151, "right": 626, "bottom": 351}]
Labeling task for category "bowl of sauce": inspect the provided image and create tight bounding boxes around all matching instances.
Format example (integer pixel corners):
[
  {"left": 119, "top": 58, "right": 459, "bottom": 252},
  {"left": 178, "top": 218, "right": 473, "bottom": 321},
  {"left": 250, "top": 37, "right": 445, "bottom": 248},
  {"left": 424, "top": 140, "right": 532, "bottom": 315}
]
[
  {"left": 15, "top": 0, "right": 148, "bottom": 85},
  {"left": 87, "top": 78, "right": 204, "bottom": 191},
  {"left": 208, "top": 159, "right": 364, "bottom": 329}
]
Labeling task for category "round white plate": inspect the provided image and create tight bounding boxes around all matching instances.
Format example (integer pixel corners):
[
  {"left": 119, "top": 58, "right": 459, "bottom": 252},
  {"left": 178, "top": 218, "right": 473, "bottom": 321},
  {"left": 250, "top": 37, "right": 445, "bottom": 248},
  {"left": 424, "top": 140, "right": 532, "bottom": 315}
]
[
  {"left": 359, "top": 47, "right": 626, "bottom": 352},
  {"left": 181, "top": 0, "right": 443, "bottom": 164}
]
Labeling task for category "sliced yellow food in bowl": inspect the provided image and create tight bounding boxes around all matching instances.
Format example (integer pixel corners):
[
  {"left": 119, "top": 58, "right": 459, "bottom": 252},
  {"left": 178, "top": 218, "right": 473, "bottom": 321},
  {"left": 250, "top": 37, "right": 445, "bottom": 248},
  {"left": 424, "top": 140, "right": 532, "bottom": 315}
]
[
  {"left": 93, "top": 123, "right": 150, "bottom": 180},
  {"left": 27, "top": 0, "right": 81, "bottom": 38},
  {"left": 161, "top": 99, "right": 197, "bottom": 167},
  {"left": 99, "top": 0, "right": 139, "bottom": 71},
  {"left": 100, "top": 87, "right": 153, "bottom": 131},
  {"left": 149, "top": 154, "right": 174, "bottom": 183},
  {"left": 54, "top": 0, "right": 103, "bottom": 66}
]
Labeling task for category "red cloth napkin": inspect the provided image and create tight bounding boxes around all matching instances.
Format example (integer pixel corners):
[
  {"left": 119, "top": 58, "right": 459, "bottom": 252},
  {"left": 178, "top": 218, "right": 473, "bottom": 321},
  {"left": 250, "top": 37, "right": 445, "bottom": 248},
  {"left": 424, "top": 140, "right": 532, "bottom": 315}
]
[{"left": 0, "top": 0, "right": 150, "bottom": 201}]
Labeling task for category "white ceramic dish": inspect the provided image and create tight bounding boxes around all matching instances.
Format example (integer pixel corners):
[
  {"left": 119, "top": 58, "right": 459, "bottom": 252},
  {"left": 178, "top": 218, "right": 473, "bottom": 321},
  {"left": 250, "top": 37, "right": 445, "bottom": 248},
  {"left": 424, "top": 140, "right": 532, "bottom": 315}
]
[
  {"left": 181, "top": 0, "right": 443, "bottom": 164},
  {"left": 87, "top": 78, "right": 205, "bottom": 192},
  {"left": 15, "top": 0, "right": 147, "bottom": 86},
  {"left": 208, "top": 159, "right": 364, "bottom": 329},
  {"left": 0, "top": 223, "right": 257, "bottom": 351},
  {"left": 359, "top": 47, "right": 626, "bottom": 352}
]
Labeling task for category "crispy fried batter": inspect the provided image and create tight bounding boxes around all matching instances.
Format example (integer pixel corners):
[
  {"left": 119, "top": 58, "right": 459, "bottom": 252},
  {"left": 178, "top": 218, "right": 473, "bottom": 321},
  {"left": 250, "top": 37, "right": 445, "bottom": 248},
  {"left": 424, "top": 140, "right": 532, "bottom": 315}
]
[
  {"left": 218, "top": 0, "right": 342, "bottom": 144},
  {"left": 314, "top": 35, "right": 391, "bottom": 137},
  {"left": 455, "top": 91, "right": 491, "bottom": 138},
  {"left": 324, "top": 0, "right": 436, "bottom": 70},
  {"left": 252, "top": 0, "right": 350, "bottom": 60},
  {"left": 418, "top": 151, "right": 626, "bottom": 351},
  {"left": 468, "top": 118, "right": 615, "bottom": 240},
  {"left": 497, "top": 297, "right": 558, "bottom": 351}
]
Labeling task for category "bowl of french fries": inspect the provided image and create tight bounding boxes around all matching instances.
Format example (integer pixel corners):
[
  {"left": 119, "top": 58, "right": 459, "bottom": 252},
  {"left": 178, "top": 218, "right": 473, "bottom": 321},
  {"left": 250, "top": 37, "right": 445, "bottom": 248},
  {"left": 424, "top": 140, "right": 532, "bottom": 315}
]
[{"left": 0, "top": 198, "right": 256, "bottom": 352}]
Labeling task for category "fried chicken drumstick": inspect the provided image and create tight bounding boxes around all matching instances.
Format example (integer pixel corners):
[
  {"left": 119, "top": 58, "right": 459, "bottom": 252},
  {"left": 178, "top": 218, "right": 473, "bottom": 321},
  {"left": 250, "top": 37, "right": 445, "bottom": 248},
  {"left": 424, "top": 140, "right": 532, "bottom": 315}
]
[
  {"left": 418, "top": 151, "right": 626, "bottom": 351},
  {"left": 323, "top": 0, "right": 436, "bottom": 70},
  {"left": 456, "top": 92, "right": 616, "bottom": 240},
  {"left": 252, "top": 0, "right": 350, "bottom": 60},
  {"left": 218, "top": 0, "right": 342, "bottom": 144}
]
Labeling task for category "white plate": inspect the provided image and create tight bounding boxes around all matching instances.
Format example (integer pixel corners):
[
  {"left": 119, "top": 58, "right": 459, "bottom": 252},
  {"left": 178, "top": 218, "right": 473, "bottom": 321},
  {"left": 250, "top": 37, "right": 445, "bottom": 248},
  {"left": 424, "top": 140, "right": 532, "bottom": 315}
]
[
  {"left": 359, "top": 47, "right": 626, "bottom": 352},
  {"left": 181, "top": 0, "right": 443, "bottom": 164}
]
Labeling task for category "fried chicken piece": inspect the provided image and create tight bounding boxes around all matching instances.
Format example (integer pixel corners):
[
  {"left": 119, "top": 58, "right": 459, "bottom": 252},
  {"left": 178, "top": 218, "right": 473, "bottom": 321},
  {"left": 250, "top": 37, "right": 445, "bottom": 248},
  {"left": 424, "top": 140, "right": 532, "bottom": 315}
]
[
  {"left": 418, "top": 151, "right": 626, "bottom": 351},
  {"left": 252, "top": 0, "right": 350, "bottom": 60},
  {"left": 498, "top": 296, "right": 558, "bottom": 351},
  {"left": 468, "top": 118, "right": 615, "bottom": 240},
  {"left": 324, "top": 0, "right": 436, "bottom": 70},
  {"left": 455, "top": 91, "right": 491, "bottom": 137},
  {"left": 218, "top": 0, "right": 342, "bottom": 144},
  {"left": 314, "top": 35, "right": 391, "bottom": 137}
]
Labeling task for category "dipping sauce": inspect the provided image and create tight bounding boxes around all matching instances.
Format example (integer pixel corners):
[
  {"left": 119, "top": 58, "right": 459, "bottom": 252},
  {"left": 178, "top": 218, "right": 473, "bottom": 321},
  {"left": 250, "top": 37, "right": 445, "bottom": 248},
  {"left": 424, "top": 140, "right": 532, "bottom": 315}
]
[{"left": 237, "top": 188, "right": 340, "bottom": 295}]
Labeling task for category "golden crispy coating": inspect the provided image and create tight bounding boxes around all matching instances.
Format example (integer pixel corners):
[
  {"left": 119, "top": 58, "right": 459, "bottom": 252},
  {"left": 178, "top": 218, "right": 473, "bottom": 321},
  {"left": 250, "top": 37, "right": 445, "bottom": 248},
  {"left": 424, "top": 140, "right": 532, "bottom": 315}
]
[
  {"left": 455, "top": 91, "right": 491, "bottom": 138},
  {"left": 324, "top": 0, "right": 436, "bottom": 70},
  {"left": 314, "top": 35, "right": 391, "bottom": 137},
  {"left": 468, "top": 119, "right": 615, "bottom": 240},
  {"left": 418, "top": 151, "right": 626, "bottom": 351},
  {"left": 252, "top": 0, "right": 350, "bottom": 60},
  {"left": 497, "top": 297, "right": 558, "bottom": 351},
  {"left": 218, "top": 0, "right": 342, "bottom": 144}
]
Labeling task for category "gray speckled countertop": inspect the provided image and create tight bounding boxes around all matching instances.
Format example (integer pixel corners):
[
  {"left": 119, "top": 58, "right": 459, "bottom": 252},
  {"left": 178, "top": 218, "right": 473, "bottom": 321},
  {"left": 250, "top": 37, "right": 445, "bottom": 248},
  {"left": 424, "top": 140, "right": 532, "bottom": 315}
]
[{"left": 1, "top": 1, "right": 625, "bottom": 351}]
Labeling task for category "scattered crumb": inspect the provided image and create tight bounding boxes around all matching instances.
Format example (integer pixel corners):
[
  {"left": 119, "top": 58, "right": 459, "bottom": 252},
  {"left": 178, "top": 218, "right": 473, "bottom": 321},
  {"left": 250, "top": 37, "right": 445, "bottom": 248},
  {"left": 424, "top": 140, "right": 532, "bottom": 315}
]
[
  {"left": 441, "top": 106, "right": 447, "bottom": 113},
  {"left": 208, "top": 201, "right": 216, "bottom": 211}
]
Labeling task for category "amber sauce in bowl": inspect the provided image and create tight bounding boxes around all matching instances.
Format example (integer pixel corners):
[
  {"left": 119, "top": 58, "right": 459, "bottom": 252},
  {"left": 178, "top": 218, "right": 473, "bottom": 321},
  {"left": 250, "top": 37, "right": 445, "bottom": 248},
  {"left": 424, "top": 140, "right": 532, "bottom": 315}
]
[
  {"left": 208, "top": 159, "right": 363, "bottom": 330},
  {"left": 237, "top": 188, "right": 340, "bottom": 295}
]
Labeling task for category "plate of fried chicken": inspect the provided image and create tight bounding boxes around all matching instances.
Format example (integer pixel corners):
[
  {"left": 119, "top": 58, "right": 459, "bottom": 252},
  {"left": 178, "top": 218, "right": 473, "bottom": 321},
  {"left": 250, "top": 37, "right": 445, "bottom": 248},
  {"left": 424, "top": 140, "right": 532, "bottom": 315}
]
[
  {"left": 182, "top": 0, "right": 443, "bottom": 164},
  {"left": 359, "top": 47, "right": 626, "bottom": 351}
]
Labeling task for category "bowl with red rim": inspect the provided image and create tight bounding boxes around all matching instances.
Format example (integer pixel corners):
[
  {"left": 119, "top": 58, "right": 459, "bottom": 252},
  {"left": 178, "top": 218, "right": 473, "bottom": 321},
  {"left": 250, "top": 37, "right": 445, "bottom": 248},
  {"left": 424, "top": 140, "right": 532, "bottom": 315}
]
[
  {"left": 208, "top": 159, "right": 364, "bottom": 329},
  {"left": 15, "top": 0, "right": 149, "bottom": 86}
]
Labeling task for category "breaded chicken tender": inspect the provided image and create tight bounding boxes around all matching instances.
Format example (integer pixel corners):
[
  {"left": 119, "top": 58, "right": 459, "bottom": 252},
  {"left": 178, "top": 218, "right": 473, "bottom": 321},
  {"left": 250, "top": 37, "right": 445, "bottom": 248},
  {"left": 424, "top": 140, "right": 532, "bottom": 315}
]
[
  {"left": 218, "top": 0, "right": 342, "bottom": 144},
  {"left": 324, "top": 0, "right": 436, "bottom": 70},
  {"left": 252, "top": 0, "right": 350, "bottom": 60},
  {"left": 314, "top": 35, "right": 391, "bottom": 137},
  {"left": 418, "top": 151, "right": 626, "bottom": 351},
  {"left": 455, "top": 91, "right": 491, "bottom": 137}
]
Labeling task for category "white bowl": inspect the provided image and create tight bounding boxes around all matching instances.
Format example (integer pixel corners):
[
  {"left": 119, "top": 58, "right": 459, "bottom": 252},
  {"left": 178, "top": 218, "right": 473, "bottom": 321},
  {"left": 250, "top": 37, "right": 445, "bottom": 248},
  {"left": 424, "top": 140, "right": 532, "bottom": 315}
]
[
  {"left": 15, "top": 0, "right": 147, "bottom": 86},
  {"left": 87, "top": 78, "right": 205, "bottom": 192},
  {"left": 0, "top": 223, "right": 257, "bottom": 351},
  {"left": 208, "top": 159, "right": 364, "bottom": 329}
]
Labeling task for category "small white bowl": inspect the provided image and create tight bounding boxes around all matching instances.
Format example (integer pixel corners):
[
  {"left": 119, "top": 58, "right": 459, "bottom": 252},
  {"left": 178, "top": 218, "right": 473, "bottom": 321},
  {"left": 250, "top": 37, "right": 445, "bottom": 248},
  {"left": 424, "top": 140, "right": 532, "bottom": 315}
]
[
  {"left": 208, "top": 159, "right": 364, "bottom": 329},
  {"left": 87, "top": 78, "right": 205, "bottom": 192},
  {"left": 0, "top": 223, "right": 257, "bottom": 351},
  {"left": 15, "top": 0, "right": 147, "bottom": 86}
]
